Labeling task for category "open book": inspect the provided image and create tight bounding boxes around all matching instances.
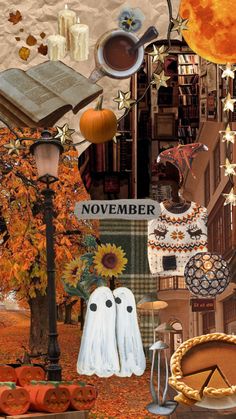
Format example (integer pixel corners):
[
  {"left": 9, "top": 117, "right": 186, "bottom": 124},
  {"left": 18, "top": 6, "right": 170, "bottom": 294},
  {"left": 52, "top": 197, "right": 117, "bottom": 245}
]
[{"left": 0, "top": 61, "right": 103, "bottom": 127}]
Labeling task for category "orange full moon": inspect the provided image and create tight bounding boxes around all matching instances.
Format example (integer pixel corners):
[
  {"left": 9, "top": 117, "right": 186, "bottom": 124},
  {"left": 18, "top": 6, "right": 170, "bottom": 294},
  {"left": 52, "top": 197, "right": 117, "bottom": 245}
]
[{"left": 179, "top": 0, "right": 236, "bottom": 64}]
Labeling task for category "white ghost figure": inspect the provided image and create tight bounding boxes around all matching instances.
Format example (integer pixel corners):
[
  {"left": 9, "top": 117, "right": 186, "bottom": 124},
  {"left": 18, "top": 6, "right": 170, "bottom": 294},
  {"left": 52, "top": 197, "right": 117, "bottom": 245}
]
[
  {"left": 77, "top": 286, "right": 120, "bottom": 377},
  {"left": 113, "top": 287, "right": 146, "bottom": 377}
]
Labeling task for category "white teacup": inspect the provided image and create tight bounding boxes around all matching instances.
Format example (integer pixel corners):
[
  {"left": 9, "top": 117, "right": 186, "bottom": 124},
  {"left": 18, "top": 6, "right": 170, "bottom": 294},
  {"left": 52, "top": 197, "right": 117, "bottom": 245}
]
[{"left": 89, "top": 29, "right": 144, "bottom": 83}]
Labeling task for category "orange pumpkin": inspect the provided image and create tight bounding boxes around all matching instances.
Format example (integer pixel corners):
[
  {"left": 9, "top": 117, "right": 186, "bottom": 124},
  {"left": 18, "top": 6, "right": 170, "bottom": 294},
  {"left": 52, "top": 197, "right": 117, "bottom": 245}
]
[
  {"left": 0, "top": 365, "right": 17, "bottom": 383},
  {"left": 0, "top": 383, "right": 30, "bottom": 415},
  {"left": 15, "top": 365, "right": 45, "bottom": 386},
  {"left": 25, "top": 383, "right": 70, "bottom": 413},
  {"left": 63, "top": 382, "right": 97, "bottom": 411},
  {"left": 79, "top": 95, "right": 117, "bottom": 144}
]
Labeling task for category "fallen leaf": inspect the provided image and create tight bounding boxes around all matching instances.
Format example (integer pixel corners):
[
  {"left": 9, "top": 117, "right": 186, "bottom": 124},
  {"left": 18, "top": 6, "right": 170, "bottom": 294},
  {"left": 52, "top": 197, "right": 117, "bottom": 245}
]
[
  {"left": 19, "top": 46, "right": 30, "bottom": 61},
  {"left": 26, "top": 34, "right": 37, "bottom": 46},
  {"left": 8, "top": 10, "right": 22, "bottom": 25},
  {"left": 38, "top": 43, "right": 48, "bottom": 56},
  {"left": 15, "top": 37, "right": 20, "bottom": 41},
  {"left": 40, "top": 32, "right": 46, "bottom": 39}
]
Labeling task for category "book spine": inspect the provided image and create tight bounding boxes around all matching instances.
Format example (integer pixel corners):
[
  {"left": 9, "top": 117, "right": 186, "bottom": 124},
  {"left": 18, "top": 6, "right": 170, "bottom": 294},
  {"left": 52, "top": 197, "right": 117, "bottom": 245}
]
[
  {"left": 95, "top": 144, "right": 104, "bottom": 172},
  {"left": 117, "top": 140, "right": 121, "bottom": 172},
  {"left": 113, "top": 141, "right": 117, "bottom": 171},
  {"left": 120, "top": 137, "right": 127, "bottom": 171},
  {"left": 125, "top": 139, "right": 132, "bottom": 171}
]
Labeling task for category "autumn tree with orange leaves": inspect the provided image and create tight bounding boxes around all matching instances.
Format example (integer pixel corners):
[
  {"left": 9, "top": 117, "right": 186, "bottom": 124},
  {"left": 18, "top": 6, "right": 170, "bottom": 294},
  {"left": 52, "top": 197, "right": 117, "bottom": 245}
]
[{"left": 0, "top": 127, "right": 98, "bottom": 354}]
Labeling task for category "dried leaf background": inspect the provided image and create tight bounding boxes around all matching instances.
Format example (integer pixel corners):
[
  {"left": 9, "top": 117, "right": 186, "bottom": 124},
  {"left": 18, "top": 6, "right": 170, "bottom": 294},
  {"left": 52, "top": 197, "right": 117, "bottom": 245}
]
[{"left": 0, "top": 0, "right": 180, "bottom": 148}]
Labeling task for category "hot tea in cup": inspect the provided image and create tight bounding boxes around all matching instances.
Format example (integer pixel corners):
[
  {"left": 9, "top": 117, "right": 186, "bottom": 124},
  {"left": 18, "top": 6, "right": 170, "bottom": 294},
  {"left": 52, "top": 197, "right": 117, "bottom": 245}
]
[
  {"left": 102, "top": 34, "right": 138, "bottom": 72},
  {"left": 89, "top": 29, "right": 144, "bottom": 82}
]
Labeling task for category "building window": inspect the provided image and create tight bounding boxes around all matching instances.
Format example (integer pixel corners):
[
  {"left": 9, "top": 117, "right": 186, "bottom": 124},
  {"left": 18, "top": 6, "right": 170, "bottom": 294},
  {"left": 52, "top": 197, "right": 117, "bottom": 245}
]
[
  {"left": 202, "top": 311, "right": 215, "bottom": 334},
  {"left": 158, "top": 276, "right": 187, "bottom": 291},
  {"left": 213, "top": 139, "right": 221, "bottom": 190},
  {"left": 223, "top": 296, "right": 236, "bottom": 333},
  {"left": 208, "top": 183, "right": 233, "bottom": 258},
  {"left": 204, "top": 163, "right": 210, "bottom": 206},
  {"left": 225, "top": 141, "right": 233, "bottom": 162},
  {"left": 170, "top": 321, "right": 183, "bottom": 353}
]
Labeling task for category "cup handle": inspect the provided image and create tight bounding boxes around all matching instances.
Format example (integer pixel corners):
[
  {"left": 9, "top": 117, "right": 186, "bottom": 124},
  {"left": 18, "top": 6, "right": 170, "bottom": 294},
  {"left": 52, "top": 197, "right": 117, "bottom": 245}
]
[{"left": 89, "top": 67, "right": 105, "bottom": 83}]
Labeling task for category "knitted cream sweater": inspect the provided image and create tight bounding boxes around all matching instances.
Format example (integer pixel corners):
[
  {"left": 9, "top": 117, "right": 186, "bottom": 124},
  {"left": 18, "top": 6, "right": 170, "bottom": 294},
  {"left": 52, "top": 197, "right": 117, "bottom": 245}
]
[{"left": 147, "top": 201, "right": 208, "bottom": 277}]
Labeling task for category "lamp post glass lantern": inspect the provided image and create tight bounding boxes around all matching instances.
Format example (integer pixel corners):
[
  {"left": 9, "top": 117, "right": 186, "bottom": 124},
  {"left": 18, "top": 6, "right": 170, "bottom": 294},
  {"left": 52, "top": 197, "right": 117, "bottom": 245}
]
[
  {"left": 30, "top": 130, "right": 64, "bottom": 381},
  {"left": 137, "top": 293, "right": 168, "bottom": 343}
]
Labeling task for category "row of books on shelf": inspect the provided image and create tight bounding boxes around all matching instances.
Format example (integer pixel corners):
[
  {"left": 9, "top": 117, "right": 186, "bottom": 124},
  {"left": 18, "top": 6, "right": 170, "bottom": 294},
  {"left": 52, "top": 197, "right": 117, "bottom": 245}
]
[
  {"left": 178, "top": 125, "right": 198, "bottom": 139},
  {"left": 178, "top": 64, "right": 198, "bottom": 75},
  {"left": 179, "top": 94, "right": 199, "bottom": 106},
  {"left": 178, "top": 74, "right": 199, "bottom": 85},
  {"left": 178, "top": 54, "right": 199, "bottom": 64},
  {"left": 178, "top": 84, "right": 198, "bottom": 95},
  {"left": 179, "top": 106, "right": 199, "bottom": 120},
  {"left": 88, "top": 135, "right": 133, "bottom": 173}
]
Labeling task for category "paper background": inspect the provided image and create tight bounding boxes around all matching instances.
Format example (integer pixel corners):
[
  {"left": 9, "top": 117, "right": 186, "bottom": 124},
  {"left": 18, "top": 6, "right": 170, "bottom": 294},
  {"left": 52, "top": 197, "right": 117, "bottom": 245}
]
[{"left": 0, "top": 0, "right": 181, "bottom": 146}]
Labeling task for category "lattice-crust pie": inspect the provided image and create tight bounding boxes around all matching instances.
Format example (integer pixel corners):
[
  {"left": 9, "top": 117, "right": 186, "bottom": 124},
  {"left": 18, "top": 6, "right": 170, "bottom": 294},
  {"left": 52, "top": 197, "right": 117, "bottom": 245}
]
[{"left": 169, "top": 333, "right": 236, "bottom": 405}]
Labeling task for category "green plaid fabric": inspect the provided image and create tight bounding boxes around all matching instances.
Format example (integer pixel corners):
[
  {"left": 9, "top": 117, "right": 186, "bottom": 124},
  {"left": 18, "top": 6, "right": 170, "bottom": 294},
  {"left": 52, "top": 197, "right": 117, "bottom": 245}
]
[{"left": 99, "top": 219, "right": 158, "bottom": 350}]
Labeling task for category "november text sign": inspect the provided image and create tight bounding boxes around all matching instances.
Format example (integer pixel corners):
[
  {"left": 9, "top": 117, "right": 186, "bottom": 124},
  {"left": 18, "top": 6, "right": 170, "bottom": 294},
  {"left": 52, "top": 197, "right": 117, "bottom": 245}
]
[{"left": 75, "top": 199, "right": 161, "bottom": 220}]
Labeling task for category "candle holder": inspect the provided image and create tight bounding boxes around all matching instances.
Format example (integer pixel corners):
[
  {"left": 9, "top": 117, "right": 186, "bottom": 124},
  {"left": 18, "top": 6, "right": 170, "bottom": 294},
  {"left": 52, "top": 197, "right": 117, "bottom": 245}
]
[{"left": 146, "top": 340, "right": 178, "bottom": 416}]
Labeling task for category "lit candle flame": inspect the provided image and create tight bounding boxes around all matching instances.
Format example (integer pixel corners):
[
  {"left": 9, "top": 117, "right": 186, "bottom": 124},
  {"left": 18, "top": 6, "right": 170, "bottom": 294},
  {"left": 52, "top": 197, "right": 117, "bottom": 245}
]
[{"left": 65, "top": 4, "right": 68, "bottom": 9}]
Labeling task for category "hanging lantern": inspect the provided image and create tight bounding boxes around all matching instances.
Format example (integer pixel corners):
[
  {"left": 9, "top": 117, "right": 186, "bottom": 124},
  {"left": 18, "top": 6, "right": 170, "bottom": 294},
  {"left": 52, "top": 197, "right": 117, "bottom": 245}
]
[
  {"left": 179, "top": 0, "right": 236, "bottom": 64},
  {"left": 184, "top": 252, "right": 231, "bottom": 297}
]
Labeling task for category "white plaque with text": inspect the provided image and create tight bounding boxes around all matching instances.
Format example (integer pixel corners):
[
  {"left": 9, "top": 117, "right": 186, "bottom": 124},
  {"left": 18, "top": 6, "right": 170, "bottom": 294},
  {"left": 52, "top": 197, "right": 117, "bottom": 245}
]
[{"left": 74, "top": 199, "right": 161, "bottom": 220}]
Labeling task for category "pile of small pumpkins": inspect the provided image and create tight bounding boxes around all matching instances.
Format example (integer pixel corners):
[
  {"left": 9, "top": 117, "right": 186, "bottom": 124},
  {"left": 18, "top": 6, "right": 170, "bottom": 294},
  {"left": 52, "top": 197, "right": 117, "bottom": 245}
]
[{"left": 0, "top": 364, "right": 97, "bottom": 415}]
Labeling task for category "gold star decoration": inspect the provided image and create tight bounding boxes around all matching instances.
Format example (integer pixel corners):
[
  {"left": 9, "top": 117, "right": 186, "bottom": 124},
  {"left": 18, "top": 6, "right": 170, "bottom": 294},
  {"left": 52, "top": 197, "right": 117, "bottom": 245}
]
[
  {"left": 55, "top": 124, "right": 75, "bottom": 145},
  {"left": 171, "top": 15, "right": 189, "bottom": 35},
  {"left": 151, "top": 71, "right": 170, "bottom": 89},
  {"left": 4, "top": 139, "right": 23, "bottom": 155},
  {"left": 148, "top": 45, "right": 169, "bottom": 64},
  {"left": 222, "top": 93, "right": 236, "bottom": 112},
  {"left": 113, "top": 90, "right": 136, "bottom": 110},
  {"left": 220, "top": 158, "right": 236, "bottom": 176},
  {"left": 219, "top": 124, "right": 236, "bottom": 144},
  {"left": 220, "top": 63, "right": 236, "bottom": 79},
  {"left": 223, "top": 188, "right": 236, "bottom": 206}
]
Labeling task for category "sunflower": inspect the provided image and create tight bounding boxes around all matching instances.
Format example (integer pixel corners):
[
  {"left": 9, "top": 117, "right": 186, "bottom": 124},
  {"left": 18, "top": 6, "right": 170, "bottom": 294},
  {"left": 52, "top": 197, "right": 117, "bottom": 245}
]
[
  {"left": 63, "top": 258, "right": 86, "bottom": 287},
  {"left": 93, "top": 244, "right": 128, "bottom": 278}
]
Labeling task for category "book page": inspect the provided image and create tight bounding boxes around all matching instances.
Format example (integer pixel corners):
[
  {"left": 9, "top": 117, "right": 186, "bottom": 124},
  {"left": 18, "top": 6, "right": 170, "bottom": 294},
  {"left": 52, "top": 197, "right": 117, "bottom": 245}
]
[
  {"left": 27, "top": 61, "right": 103, "bottom": 111},
  {"left": 0, "top": 69, "right": 67, "bottom": 123}
]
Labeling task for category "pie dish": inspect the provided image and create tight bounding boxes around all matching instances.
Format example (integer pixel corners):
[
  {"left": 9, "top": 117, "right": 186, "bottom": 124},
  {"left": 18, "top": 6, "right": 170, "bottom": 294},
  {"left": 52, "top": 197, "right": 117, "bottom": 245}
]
[{"left": 169, "top": 333, "right": 236, "bottom": 408}]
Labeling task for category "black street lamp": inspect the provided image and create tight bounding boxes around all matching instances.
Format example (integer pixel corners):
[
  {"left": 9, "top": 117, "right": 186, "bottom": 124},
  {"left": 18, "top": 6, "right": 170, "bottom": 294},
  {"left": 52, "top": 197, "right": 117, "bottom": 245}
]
[{"left": 30, "top": 130, "right": 64, "bottom": 381}]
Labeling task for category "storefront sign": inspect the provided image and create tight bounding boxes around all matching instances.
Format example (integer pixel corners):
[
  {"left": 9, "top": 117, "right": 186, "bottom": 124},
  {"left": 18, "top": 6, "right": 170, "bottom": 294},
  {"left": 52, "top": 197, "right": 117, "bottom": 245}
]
[
  {"left": 191, "top": 298, "right": 215, "bottom": 312},
  {"left": 74, "top": 199, "right": 161, "bottom": 220}
]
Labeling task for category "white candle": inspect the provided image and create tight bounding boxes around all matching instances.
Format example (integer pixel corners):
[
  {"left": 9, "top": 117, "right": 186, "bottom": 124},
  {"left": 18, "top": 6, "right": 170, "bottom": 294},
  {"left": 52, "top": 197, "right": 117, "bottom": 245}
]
[
  {"left": 47, "top": 34, "right": 66, "bottom": 61},
  {"left": 69, "top": 18, "right": 89, "bottom": 61},
  {"left": 58, "top": 4, "right": 76, "bottom": 50}
]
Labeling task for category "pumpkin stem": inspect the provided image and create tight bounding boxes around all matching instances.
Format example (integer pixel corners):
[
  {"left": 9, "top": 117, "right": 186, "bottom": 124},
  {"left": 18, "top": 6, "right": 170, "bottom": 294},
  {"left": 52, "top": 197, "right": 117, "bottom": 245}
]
[{"left": 95, "top": 95, "right": 103, "bottom": 110}]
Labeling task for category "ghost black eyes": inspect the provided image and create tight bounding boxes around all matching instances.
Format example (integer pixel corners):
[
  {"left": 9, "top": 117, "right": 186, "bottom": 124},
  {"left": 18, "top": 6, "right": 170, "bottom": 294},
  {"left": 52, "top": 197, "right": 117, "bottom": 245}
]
[
  {"left": 90, "top": 299, "right": 133, "bottom": 311},
  {"left": 114, "top": 298, "right": 133, "bottom": 313}
]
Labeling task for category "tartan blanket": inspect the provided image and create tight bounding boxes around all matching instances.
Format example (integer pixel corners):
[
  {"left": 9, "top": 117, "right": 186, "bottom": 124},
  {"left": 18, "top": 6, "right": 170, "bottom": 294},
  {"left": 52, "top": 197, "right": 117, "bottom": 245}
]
[{"left": 99, "top": 219, "right": 158, "bottom": 350}]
